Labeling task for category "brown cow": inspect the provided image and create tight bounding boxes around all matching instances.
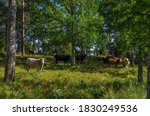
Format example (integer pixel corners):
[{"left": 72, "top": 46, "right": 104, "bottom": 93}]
[{"left": 106, "top": 57, "right": 121, "bottom": 67}]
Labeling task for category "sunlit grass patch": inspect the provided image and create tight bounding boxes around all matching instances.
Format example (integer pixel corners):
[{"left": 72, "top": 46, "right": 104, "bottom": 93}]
[{"left": 0, "top": 63, "right": 147, "bottom": 99}]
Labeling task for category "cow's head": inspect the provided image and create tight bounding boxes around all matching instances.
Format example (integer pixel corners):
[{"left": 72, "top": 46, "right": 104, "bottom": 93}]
[{"left": 40, "top": 58, "right": 45, "bottom": 64}]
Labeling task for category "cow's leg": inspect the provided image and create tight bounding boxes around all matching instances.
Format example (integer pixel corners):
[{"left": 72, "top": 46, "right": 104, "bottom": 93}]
[
  {"left": 26, "top": 65, "right": 30, "bottom": 73},
  {"left": 41, "top": 64, "right": 44, "bottom": 71},
  {"left": 55, "top": 60, "right": 58, "bottom": 66}
]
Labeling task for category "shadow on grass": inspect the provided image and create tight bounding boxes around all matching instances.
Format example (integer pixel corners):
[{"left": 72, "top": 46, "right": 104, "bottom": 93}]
[{"left": 46, "top": 63, "right": 134, "bottom": 78}]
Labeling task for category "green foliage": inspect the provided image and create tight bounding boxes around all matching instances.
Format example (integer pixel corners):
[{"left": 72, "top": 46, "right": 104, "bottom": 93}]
[
  {"left": 22, "top": 0, "right": 105, "bottom": 55},
  {"left": 0, "top": 1, "right": 7, "bottom": 53},
  {"left": 99, "top": 0, "right": 149, "bottom": 57}
]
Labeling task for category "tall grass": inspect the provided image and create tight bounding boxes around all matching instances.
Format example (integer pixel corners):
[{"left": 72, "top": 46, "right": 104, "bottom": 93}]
[{"left": 0, "top": 63, "right": 146, "bottom": 99}]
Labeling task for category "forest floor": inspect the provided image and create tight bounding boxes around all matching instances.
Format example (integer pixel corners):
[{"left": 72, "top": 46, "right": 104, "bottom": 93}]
[{"left": 0, "top": 62, "right": 147, "bottom": 99}]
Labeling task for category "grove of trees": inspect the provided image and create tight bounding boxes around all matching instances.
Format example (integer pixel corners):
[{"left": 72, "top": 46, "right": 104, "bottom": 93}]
[{"left": 0, "top": 0, "right": 150, "bottom": 98}]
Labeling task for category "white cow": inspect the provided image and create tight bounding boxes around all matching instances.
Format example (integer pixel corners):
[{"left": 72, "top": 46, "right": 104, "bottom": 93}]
[
  {"left": 122, "top": 57, "right": 130, "bottom": 68},
  {"left": 26, "top": 58, "right": 45, "bottom": 73}
]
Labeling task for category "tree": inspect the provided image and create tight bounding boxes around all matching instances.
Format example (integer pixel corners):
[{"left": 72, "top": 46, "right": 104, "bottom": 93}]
[
  {"left": 13, "top": 0, "right": 104, "bottom": 58},
  {"left": 56, "top": 0, "right": 103, "bottom": 63},
  {"left": 98, "top": 0, "right": 150, "bottom": 98},
  {"left": 17, "top": 0, "right": 25, "bottom": 55},
  {"left": 4, "top": 0, "right": 16, "bottom": 82},
  {"left": 147, "top": 25, "right": 150, "bottom": 98}
]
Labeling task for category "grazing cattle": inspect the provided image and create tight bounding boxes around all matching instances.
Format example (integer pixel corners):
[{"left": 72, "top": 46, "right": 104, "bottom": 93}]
[
  {"left": 121, "top": 57, "right": 130, "bottom": 68},
  {"left": 54, "top": 54, "right": 71, "bottom": 65},
  {"left": 106, "top": 57, "right": 121, "bottom": 67},
  {"left": 29, "top": 50, "right": 34, "bottom": 55},
  {"left": 75, "top": 54, "right": 86, "bottom": 63},
  {"left": 26, "top": 58, "right": 45, "bottom": 73},
  {"left": 103, "top": 55, "right": 115, "bottom": 63},
  {"left": 103, "top": 55, "right": 123, "bottom": 67},
  {"left": 104, "top": 55, "right": 130, "bottom": 68}
]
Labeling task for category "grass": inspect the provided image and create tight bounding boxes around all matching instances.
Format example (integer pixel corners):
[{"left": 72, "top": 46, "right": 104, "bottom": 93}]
[{"left": 0, "top": 62, "right": 147, "bottom": 99}]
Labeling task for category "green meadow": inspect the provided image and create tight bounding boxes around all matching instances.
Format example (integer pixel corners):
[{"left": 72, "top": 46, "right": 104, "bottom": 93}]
[{"left": 0, "top": 60, "right": 146, "bottom": 99}]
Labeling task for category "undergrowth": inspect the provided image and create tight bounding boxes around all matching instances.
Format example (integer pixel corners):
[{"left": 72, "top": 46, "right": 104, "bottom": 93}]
[{"left": 0, "top": 63, "right": 146, "bottom": 99}]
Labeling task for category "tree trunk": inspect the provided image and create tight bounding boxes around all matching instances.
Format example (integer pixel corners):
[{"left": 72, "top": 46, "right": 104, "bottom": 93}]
[
  {"left": 4, "top": 0, "right": 16, "bottom": 82},
  {"left": 5, "top": 23, "right": 8, "bottom": 53},
  {"left": 147, "top": 27, "right": 150, "bottom": 98},
  {"left": 71, "top": 40, "right": 76, "bottom": 65},
  {"left": 21, "top": 0, "right": 25, "bottom": 56},
  {"left": 70, "top": 3, "right": 76, "bottom": 65},
  {"left": 32, "top": 36, "right": 35, "bottom": 51},
  {"left": 129, "top": 50, "right": 135, "bottom": 67},
  {"left": 138, "top": 56, "right": 143, "bottom": 84}
]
